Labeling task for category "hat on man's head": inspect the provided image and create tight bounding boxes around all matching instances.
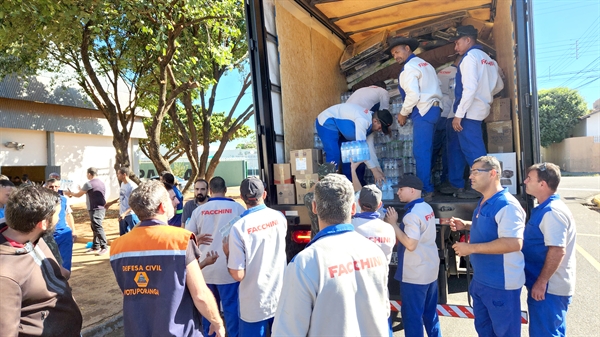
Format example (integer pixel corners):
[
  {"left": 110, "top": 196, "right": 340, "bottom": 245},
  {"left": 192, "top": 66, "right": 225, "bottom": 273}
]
[
  {"left": 374, "top": 109, "right": 393, "bottom": 135},
  {"left": 450, "top": 25, "right": 479, "bottom": 41},
  {"left": 49, "top": 172, "right": 60, "bottom": 179},
  {"left": 359, "top": 185, "right": 382, "bottom": 211},
  {"left": 397, "top": 175, "right": 424, "bottom": 191},
  {"left": 240, "top": 177, "right": 265, "bottom": 201},
  {"left": 385, "top": 36, "right": 420, "bottom": 54}
]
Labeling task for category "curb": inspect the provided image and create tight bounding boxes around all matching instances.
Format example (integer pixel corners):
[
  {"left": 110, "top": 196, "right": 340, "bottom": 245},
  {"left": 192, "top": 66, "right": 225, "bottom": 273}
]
[
  {"left": 82, "top": 313, "right": 123, "bottom": 337},
  {"left": 593, "top": 194, "right": 600, "bottom": 207}
]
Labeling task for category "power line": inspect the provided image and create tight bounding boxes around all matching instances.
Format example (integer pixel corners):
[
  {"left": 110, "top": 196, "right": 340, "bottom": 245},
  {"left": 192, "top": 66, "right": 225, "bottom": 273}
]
[
  {"left": 573, "top": 77, "right": 599, "bottom": 90},
  {"left": 547, "top": 17, "right": 600, "bottom": 73},
  {"left": 558, "top": 56, "right": 600, "bottom": 87}
]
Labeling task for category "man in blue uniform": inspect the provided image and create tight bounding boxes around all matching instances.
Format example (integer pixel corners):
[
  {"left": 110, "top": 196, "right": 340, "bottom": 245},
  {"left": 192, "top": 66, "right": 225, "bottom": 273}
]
[
  {"left": 45, "top": 178, "right": 76, "bottom": 271},
  {"left": 110, "top": 180, "right": 225, "bottom": 337},
  {"left": 522, "top": 162, "right": 576, "bottom": 336},
  {"left": 450, "top": 156, "right": 525, "bottom": 337},
  {"left": 388, "top": 36, "right": 443, "bottom": 201},
  {"left": 316, "top": 103, "right": 392, "bottom": 184},
  {"left": 162, "top": 173, "right": 184, "bottom": 226}
]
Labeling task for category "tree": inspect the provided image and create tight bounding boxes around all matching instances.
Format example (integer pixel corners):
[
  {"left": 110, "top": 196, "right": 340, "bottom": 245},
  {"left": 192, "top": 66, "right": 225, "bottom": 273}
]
[
  {"left": 236, "top": 134, "right": 257, "bottom": 149},
  {"left": 0, "top": 0, "right": 238, "bottom": 182},
  {"left": 136, "top": 5, "right": 254, "bottom": 191},
  {"left": 538, "top": 87, "right": 589, "bottom": 147}
]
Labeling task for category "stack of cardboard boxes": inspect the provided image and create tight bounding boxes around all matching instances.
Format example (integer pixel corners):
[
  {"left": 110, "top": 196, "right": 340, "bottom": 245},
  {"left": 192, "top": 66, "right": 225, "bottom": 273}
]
[
  {"left": 486, "top": 97, "right": 517, "bottom": 194},
  {"left": 274, "top": 149, "right": 323, "bottom": 204}
]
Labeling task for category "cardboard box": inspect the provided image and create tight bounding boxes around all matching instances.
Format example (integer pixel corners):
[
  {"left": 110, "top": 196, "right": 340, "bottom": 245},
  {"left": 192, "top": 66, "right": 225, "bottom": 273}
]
[
  {"left": 276, "top": 184, "right": 296, "bottom": 204},
  {"left": 273, "top": 163, "right": 293, "bottom": 185},
  {"left": 486, "top": 98, "right": 511, "bottom": 122},
  {"left": 294, "top": 174, "right": 319, "bottom": 204},
  {"left": 489, "top": 152, "right": 517, "bottom": 194},
  {"left": 487, "top": 121, "right": 514, "bottom": 153},
  {"left": 290, "top": 149, "right": 322, "bottom": 175}
]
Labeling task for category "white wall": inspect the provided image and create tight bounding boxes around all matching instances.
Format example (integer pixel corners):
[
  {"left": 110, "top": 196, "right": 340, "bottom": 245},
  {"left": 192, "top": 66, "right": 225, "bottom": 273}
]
[
  {"left": 586, "top": 113, "right": 600, "bottom": 137},
  {"left": 54, "top": 132, "right": 120, "bottom": 202},
  {"left": 0, "top": 128, "right": 47, "bottom": 166}
]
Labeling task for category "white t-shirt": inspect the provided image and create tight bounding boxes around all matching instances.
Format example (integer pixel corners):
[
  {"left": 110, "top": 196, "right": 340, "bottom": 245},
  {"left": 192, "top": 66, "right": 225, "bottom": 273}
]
[
  {"left": 399, "top": 56, "right": 443, "bottom": 117},
  {"left": 351, "top": 215, "right": 396, "bottom": 263},
  {"left": 272, "top": 226, "right": 389, "bottom": 337},
  {"left": 119, "top": 181, "right": 138, "bottom": 215},
  {"left": 347, "top": 86, "right": 390, "bottom": 110},
  {"left": 437, "top": 65, "right": 457, "bottom": 118},
  {"left": 186, "top": 197, "right": 246, "bottom": 284},
  {"left": 227, "top": 204, "right": 288, "bottom": 322},
  {"left": 399, "top": 202, "right": 440, "bottom": 285}
]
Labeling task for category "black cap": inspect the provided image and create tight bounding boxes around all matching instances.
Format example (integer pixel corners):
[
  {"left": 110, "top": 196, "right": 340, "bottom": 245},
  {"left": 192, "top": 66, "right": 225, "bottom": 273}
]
[
  {"left": 385, "top": 36, "right": 420, "bottom": 54},
  {"left": 450, "top": 25, "right": 479, "bottom": 41},
  {"left": 240, "top": 177, "right": 265, "bottom": 201},
  {"left": 374, "top": 109, "right": 393, "bottom": 135},
  {"left": 359, "top": 185, "right": 382, "bottom": 211},
  {"left": 397, "top": 175, "right": 424, "bottom": 191}
]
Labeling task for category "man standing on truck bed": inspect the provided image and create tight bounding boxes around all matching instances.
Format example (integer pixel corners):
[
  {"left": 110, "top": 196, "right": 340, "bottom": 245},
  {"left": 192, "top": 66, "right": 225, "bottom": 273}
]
[
  {"left": 272, "top": 174, "right": 389, "bottom": 337},
  {"left": 522, "top": 162, "right": 576, "bottom": 337},
  {"left": 388, "top": 36, "right": 443, "bottom": 202},
  {"left": 450, "top": 156, "right": 525, "bottom": 337},
  {"left": 385, "top": 175, "right": 442, "bottom": 337},
  {"left": 223, "top": 177, "right": 287, "bottom": 337},
  {"left": 315, "top": 103, "right": 392, "bottom": 185},
  {"left": 443, "top": 25, "right": 504, "bottom": 199}
]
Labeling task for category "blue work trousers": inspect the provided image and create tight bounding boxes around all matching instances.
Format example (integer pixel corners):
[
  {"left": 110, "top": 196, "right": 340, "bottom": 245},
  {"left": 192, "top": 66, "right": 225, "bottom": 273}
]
[
  {"left": 400, "top": 281, "right": 442, "bottom": 337},
  {"left": 527, "top": 290, "right": 571, "bottom": 337},
  {"left": 411, "top": 106, "right": 441, "bottom": 193},
  {"left": 447, "top": 118, "right": 487, "bottom": 188},
  {"left": 315, "top": 119, "right": 366, "bottom": 182},
  {"left": 202, "top": 282, "right": 240, "bottom": 337},
  {"left": 470, "top": 279, "right": 522, "bottom": 337},
  {"left": 239, "top": 317, "right": 273, "bottom": 337},
  {"left": 431, "top": 117, "right": 448, "bottom": 184},
  {"left": 54, "top": 228, "right": 73, "bottom": 271}
]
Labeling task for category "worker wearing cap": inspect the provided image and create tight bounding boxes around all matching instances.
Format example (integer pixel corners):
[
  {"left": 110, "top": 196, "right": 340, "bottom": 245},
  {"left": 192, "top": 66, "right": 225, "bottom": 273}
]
[
  {"left": 223, "top": 177, "right": 287, "bottom": 337},
  {"left": 346, "top": 81, "right": 390, "bottom": 112},
  {"left": 387, "top": 36, "right": 443, "bottom": 201},
  {"left": 316, "top": 103, "right": 393, "bottom": 185},
  {"left": 385, "top": 175, "right": 441, "bottom": 337},
  {"left": 445, "top": 25, "right": 504, "bottom": 199}
]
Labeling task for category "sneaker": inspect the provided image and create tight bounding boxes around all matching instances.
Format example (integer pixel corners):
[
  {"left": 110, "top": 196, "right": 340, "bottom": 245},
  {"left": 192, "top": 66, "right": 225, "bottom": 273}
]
[
  {"left": 439, "top": 185, "right": 460, "bottom": 195},
  {"left": 455, "top": 188, "right": 482, "bottom": 199},
  {"left": 422, "top": 191, "right": 434, "bottom": 202},
  {"left": 85, "top": 248, "right": 99, "bottom": 254},
  {"left": 96, "top": 248, "right": 109, "bottom": 256}
]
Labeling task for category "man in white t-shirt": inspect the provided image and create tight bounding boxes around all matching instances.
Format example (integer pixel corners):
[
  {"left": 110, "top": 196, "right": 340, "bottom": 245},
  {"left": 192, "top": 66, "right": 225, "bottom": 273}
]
[
  {"left": 105, "top": 167, "right": 139, "bottom": 235},
  {"left": 223, "top": 177, "right": 287, "bottom": 337},
  {"left": 385, "top": 175, "right": 441, "bottom": 337},
  {"left": 186, "top": 177, "right": 246, "bottom": 337},
  {"left": 272, "top": 174, "right": 389, "bottom": 337}
]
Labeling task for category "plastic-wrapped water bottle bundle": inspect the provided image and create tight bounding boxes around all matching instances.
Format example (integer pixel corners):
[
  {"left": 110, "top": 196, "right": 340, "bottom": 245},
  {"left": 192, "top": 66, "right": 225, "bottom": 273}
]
[{"left": 341, "top": 140, "right": 370, "bottom": 163}]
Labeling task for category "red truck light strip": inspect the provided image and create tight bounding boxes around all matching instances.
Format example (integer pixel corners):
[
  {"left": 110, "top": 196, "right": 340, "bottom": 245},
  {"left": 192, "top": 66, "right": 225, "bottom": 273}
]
[{"left": 389, "top": 301, "right": 528, "bottom": 324}]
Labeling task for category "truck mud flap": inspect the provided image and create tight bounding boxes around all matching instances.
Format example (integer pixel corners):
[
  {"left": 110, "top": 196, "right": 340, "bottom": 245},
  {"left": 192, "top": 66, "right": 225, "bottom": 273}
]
[{"left": 389, "top": 300, "right": 529, "bottom": 324}]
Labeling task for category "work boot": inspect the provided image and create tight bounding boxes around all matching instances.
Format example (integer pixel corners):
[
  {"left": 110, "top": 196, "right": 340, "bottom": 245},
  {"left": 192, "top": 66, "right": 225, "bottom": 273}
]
[
  {"left": 439, "top": 185, "right": 460, "bottom": 195},
  {"left": 455, "top": 188, "right": 482, "bottom": 199},
  {"left": 422, "top": 191, "right": 434, "bottom": 202}
]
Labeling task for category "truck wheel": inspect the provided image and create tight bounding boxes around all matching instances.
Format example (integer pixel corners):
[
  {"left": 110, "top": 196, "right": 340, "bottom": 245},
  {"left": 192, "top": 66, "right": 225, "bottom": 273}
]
[{"left": 438, "top": 263, "right": 448, "bottom": 304}]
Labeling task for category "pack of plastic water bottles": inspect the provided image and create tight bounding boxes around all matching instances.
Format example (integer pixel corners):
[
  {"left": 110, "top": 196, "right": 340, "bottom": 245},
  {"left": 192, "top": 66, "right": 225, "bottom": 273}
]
[{"left": 341, "top": 140, "right": 370, "bottom": 163}]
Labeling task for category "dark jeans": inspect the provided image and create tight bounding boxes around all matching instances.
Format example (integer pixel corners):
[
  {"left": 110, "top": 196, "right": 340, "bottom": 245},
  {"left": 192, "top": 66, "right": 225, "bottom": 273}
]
[{"left": 88, "top": 209, "right": 108, "bottom": 249}]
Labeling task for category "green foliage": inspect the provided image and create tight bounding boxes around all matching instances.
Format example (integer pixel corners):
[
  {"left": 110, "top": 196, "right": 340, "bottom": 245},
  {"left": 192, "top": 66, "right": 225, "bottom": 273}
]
[
  {"left": 236, "top": 134, "right": 257, "bottom": 149},
  {"left": 538, "top": 88, "right": 589, "bottom": 147}
]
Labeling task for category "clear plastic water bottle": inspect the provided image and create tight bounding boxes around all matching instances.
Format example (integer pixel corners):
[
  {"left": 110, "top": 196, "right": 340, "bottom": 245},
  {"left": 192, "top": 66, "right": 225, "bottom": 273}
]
[
  {"left": 341, "top": 142, "right": 348, "bottom": 163},
  {"left": 351, "top": 142, "right": 359, "bottom": 162},
  {"left": 314, "top": 133, "right": 323, "bottom": 150}
]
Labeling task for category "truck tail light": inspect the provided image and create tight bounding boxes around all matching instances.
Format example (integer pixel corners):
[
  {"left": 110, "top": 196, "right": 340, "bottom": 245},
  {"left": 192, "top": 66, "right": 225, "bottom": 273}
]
[{"left": 291, "top": 230, "right": 311, "bottom": 244}]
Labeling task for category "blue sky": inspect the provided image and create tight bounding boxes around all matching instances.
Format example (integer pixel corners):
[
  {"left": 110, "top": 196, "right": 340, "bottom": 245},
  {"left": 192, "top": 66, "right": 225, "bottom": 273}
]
[
  {"left": 533, "top": 0, "right": 600, "bottom": 109},
  {"left": 213, "top": 1, "right": 600, "bottom": 149}
]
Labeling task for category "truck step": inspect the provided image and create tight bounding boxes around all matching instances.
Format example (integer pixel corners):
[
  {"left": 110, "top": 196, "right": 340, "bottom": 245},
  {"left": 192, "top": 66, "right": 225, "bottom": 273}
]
[{"left": 389, "top": 301, "right": 529, "bottom": 324}]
